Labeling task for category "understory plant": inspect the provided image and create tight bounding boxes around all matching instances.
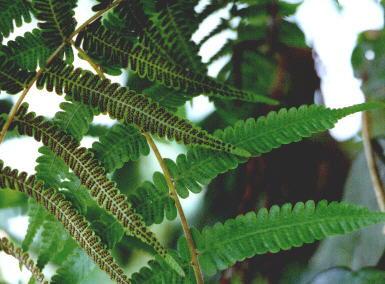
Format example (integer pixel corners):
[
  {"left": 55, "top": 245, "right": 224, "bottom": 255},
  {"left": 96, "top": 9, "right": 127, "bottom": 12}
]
[{"left": 0, "top": 0, "right": 384, "bottom": 283}]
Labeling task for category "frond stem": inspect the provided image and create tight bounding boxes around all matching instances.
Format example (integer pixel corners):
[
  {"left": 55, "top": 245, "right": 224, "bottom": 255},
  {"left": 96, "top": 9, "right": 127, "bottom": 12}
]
[
  {"left": 0, "top": 0, "right": 122, "bottom": 144},
  {"left": 362, "top": 111, "right": 385, "bottom": 212},
  {"left": 70, "top": 39, "right": 105, "bottom": 79},
  {"left": 143, "top": 133, "right": 204, "bottom": 284}
]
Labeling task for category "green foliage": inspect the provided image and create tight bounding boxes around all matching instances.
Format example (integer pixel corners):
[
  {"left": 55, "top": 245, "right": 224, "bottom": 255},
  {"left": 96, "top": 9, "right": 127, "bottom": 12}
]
[
  {"left": 91, "top": 123, "right": 150, "bottom": 172},
  {"left": 0, "top": 237, "right": 48, "bottom": 284},
  {"left": 0, "top": 0, "right": 32, "bottom": 42},
  {"left": 165, "top": 103, "right": 383, "bottom": 198},
  {"left": 0, "top": 29, "right": 52, "bottom": 71},
  {"left": 32, "top": 0, "right": 76, "bottom": 60},
  {"left": 35, "top": 60, "right": 249, "bottom": 156},
  {"left": 193, "top": 200, "right": 385, "bottom": 276},
  {"left": 0, "top": 161, "right": 130, "bottom": 283},
  {"left": 0, "top": 1, "right": 384, "bottom": 283}
]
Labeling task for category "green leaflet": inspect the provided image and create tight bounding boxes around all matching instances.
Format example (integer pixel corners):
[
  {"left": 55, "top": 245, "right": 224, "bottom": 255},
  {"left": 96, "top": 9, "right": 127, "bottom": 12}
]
[
  {"left": 149, "top": 0, "right": 206, "bottom": 73},
  {"left": 0, "top": 0, "right": 32, "bottom": 42},
  {"left": 131, "top": 201, "right": 385, "bottom": 281},
  {"left": 32, "top": 0, "right": 77, "bottom": 60},
  {"left": 0, "top": 56, "right": 35, "bottom": 94},
  {"left": 53, "top": 101, "right": 94, "bottom": 141},
  {"left": 0, "top": 161, "right": 130, "bottom": 283},
  {"left": 22, "top": 199, "right": 47, "bottom": 251},
  {"left": 130, "top": 172, "right": 177, "bottom": 226},
  {"left": 166, "top": 102, "right": 384, "bottom": 197},
  {"left": 0, "top": 29, "right": 53, "bottom": 71},
  {"left": 36, "top": 60, "right": 249, "bottom": 157},
  {"left": 36, "top": 216, "right": 69, "bottom": 269},
  {"left": 194, "top": 200, "right": 385, "bottom": 276},
  {"left": 0, "top": 237, "right": 48, "bottom": 284},
  {"left": 91, "top": 123, "right": 150, "bottom": 173},
  {"left": 6, "top": 103, "right": 184, "bottom": 276},
  {"left": 74, "top": 21, "right": 276, "bottom": 104}
]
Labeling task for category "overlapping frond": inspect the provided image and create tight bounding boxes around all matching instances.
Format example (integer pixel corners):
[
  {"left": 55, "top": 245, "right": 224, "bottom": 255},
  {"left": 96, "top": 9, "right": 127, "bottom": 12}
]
[
  {"left": 7, "top": 104, "right": 166, "bottom": 254},
  {"left": 0, "top": 29, "right": 52, "bottom": 71},
  {"left": 36, "top": 60, "right": 249, "bottom": 156},
  {"left": 32, "top": 0, "right": 77, "bottom": 60},
  {"left": 74, "top": 20, "right": 276, "bottom": 103},
  {"left": 0, "top": 56, "right": 35, "bottom": 94},
  {"left": 164, "top": 102, "right": 383, "bottom": 197},
  {"left": 91, "top": 123, "right": 150, "bottom": 172},
  {"left": 150, "top": 0, "right": 205, "bottom": 73},
  {"left": 130, "top": 172, "right": 176, "bottom": 226},
  {"left": 194, "top": 200, "right": 385, "bottom": 275},
  {"left": 0, "top": 237, "right": 48, "bottom": 284},
  {"left": 0, "top": 161, "right": 130, "bottom": 284},
  {"left": 0, "top": 0, "right": 32, "bottom": 42}
]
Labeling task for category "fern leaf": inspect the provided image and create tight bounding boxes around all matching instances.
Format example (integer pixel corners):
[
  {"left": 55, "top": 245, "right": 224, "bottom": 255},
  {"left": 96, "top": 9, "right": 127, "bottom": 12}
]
[
  {"left": 0, "top": 161, "right": 130, "bottom": 283},
  {"left": 36, "top": 60, "right": 249, "bottom": 156},
  {"left": 5, "top": 103, "right": 185, "bottom": 274},
  {"left": 53, "top": 101, "right": 94, "bottom": 141},
  {"left": 130, "top": 172, "right": 177, "bottom": 225},
  {"left": 164, "top": 102, "right": 384, "bottom": 197},
  {"left": 36, "top": 216, "right": 68, "bottom": 269},
  {"left": 150, "top": 0, "right": 206, "bottom": 73},
  {"left": 0, "top": 29, "right": 52, "bottom": 71},
  {"left": 91, "top": 123, "right": 150, "bottom": 172},
  {"left": 32, "top": 0, "right": 76, "bottom": 60},
  {"left": 0, "top": 237, "right": 48, "bottom": 284},
  {"left": 74, "top": 21, "right": 276, "bottom": 104},
  {"left": 0, "top": 56, "right": 35, "bottom": 94},
  {"left": 0, "top": 0, "right": 32, "bottom": 42},
  {"left": 193, "top": 200, "right": 385, "bottom": 275},
  {"left": 22, "top": 199, "right": 47, "bottom": 251},
  {"left": 50, "top": 248, "right": 96, "bottom": 284}
]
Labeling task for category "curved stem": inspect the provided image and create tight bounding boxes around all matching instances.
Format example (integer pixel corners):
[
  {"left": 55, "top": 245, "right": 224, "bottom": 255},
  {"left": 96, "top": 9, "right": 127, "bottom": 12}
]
[
  {"left": 71, "top": 39, "right": 105, "bottom": 79},
  {"left": 143, "top": 133, "right": 204, "bottom": 284},
  {"left": 0, "top": 0, "right": 121, "bottom": 144},
  {"left": 362, "top": 111, "right": 385, "bottom": 211}
]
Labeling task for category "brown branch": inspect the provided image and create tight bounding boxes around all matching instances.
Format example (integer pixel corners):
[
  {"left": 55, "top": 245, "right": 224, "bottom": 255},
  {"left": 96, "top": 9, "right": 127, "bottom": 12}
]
[
  {"left": 143, "top": 133, "right": 204, "bottom": 284},
  {"left": 362, "top": 111, "right": 385, "bottom": 211},
  {"left": 0, "top": 0, "right": 122, "bottom": 144}
]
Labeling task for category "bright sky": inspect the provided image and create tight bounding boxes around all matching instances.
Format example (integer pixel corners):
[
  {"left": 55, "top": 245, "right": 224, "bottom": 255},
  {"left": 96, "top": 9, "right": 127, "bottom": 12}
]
[{"left": 0, "top": 0, "right": 383, "bottom": 282}]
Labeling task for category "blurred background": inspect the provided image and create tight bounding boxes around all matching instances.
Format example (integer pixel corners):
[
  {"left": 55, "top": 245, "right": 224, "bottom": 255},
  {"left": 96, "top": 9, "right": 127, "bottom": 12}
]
[{"left": 0, "top": 0, "right": 385, "bottom": 283}]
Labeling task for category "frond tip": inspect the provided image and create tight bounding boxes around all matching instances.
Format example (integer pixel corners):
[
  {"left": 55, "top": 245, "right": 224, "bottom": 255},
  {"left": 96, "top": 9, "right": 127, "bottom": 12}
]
[
  {"left": 193, "top": 200, "right": 385, "bottom": 275},
  {"left": 0, "top": 237, "right": 48, "bottom": 284}
]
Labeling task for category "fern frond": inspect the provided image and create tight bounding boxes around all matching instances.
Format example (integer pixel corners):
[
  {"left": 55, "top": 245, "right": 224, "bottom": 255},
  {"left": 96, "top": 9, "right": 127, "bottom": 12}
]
[
  {"left": 22, "top": 199, "right": 47, "bottom": 251},
  {"left": 0, "top": 29, "right": 52, "bottom": 71},
  {"left": 150, "top": 0, "right": 205, "bottom": 73},
  {"left": 36, "top": 60, "right": 248, "bottom": 156},
  {"left": 0, "top": 56, "right": 35, "bottom": 94},
  {"left": 36, "top": 216, "right": 68, "bottom": 269},
  {"left": 164, "top": 102, "right": 383, "bottom": 197},
  {"left": 74, "top": 21, "right": 276, "bottom": 104},
  {"left": 130, "top": 172, "right": 177, "bottom": 225},
  {"left": 4, "top": 103, "right": 185, "bottom": 274},
  {"left": 193, "top": 200, "right": 385, "bottom": 275},
  {"left": 53, "top": 101, "right": 94, "bottom": 141},
  {"left": 0, "top": 0, "right": 32, "bottom": 42},
  {"left": 91, "top": 123, "right": 150, "bottom": 172},
  {"left": 0, "top": 161, "right": 130, "bottom": 284},
  {"left": 0, "top": 237, "right": 48, "bottom": 284},
  {"left": 32, "top": 0, "right": 77, "bottom": 60}
]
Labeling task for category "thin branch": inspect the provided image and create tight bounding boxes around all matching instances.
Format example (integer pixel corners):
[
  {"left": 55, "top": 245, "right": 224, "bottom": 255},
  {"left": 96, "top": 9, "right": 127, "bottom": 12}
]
[
  {"left": 362, "top": 111, "right": 385, "bottom": 211},
  {"left": 70, "top": 39, "right": 105, "bottom": 79},
  {"left": 0, "top": 0, "right": 122, "bottom": 144},
  {"left": 143, "top": 133, "right": 204, "bottom": 284}
]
